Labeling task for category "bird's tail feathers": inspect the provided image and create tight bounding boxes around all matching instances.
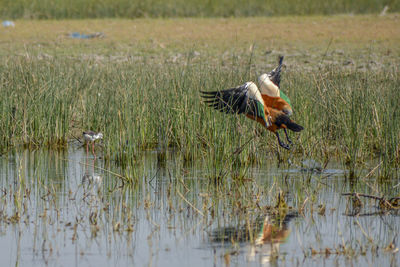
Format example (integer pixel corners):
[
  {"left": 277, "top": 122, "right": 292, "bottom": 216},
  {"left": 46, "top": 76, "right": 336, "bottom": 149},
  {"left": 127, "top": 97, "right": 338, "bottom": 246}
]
[
  {"left": 286, "top": 121, "right": 303, "bottom": 132},
  {"left": 275, "top": 114, "right": 303, "bottom": 132}
]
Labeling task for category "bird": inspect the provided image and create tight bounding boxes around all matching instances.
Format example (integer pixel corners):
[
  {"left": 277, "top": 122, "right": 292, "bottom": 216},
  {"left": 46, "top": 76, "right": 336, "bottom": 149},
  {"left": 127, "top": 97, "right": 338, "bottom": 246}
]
[
  {"left": 258, "top": 56, "right": 300, "bottom": 146},
  {"left": 83, "top": 131, "right": 103, "bottom": 157},
  {"left": 201, "top": 56, "right": 303, "bottom": 150}
]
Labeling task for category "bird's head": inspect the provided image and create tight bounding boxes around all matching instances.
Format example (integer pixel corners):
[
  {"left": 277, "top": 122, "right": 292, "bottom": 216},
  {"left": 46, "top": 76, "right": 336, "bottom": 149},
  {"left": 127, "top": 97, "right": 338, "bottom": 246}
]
[
  {"left": 257, "top": 74, "right": 280, "bottom": 97},
  {"left": 97, "top": 133, "right": 103, "bottom": 139}
]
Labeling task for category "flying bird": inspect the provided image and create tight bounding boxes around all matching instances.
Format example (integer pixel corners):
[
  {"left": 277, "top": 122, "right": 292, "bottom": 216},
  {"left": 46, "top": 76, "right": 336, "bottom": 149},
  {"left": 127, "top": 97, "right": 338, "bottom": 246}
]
[{"left": 201, "top": 56, "right": 303, "bottom": 150}]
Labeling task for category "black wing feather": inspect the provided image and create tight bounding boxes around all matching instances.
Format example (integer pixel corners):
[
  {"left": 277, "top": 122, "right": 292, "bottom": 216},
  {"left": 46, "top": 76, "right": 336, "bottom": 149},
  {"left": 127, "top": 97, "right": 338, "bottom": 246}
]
[
  {"left": 201, "top": 84, "right": 264, "bottom": 119},
  {"left": 268, "top": 56, "right": 284, "bottom": 87}
]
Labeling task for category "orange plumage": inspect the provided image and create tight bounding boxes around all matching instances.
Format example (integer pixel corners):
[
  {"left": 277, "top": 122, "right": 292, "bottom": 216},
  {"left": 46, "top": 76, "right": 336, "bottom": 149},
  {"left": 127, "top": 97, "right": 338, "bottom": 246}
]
[{"left": 201, "top": 56, "right": 303, "bottom": 149}]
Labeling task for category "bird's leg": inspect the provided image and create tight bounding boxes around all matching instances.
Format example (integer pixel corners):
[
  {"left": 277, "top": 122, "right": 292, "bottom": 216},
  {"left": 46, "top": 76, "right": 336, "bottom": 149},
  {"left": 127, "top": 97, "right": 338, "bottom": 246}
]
[
  {"left": 275, "top": 132, "right": 290, "bottom": 150},
  {"left": 284, "top": 129, "right": 292, "bottom": 145},
  {"left": 92, "top": 142, "right": 96, "bottom": 158},
  {"left": 86, "top": 142, "right": 89, "bottom": 155}
]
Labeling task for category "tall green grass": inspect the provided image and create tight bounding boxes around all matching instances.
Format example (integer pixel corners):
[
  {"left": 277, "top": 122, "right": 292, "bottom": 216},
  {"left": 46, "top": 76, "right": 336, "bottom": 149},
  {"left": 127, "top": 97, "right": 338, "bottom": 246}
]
[
  {"left": 0, "top": 0, "right": 398, "bottom": 19},
  {"left": 0, "top": 54, "right": 399, "bottom": 177},
  {"left": 289, "top": 66, "right": 400, "bottom": 177}
]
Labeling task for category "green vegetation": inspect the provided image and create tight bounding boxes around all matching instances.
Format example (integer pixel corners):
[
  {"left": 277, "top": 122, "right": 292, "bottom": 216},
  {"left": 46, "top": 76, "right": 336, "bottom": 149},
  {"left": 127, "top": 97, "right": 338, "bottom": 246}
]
[
  {"left": 0, "top": 16, "right": 399, "bottom": 178},
  {"left": 291, "top": 68, "right": 400, "bottom": 177},
  {"left": 0, "top": 14, "right": 399, "bottom": 267},
  {"left": 0, "top": 54, "right": 399, "bottom": 177},
  {"left": 0, "top": 0, "right": 398, "bottom": 19}
]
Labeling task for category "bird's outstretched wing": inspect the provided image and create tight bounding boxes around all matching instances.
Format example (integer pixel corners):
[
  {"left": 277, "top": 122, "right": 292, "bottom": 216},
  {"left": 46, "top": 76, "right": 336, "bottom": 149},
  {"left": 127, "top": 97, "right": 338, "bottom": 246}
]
[
  {"left": 267, "top": 56, "right": 284, "bottom": 88},
  {"left": 201, "top": 82, "right": 270, "bottom": 127}
]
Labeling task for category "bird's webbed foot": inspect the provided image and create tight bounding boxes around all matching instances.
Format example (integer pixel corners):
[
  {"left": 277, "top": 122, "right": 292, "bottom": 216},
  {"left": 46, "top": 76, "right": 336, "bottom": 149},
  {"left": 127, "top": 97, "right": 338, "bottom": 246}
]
[
  {"left": 284, "top": 129, "right": 292, "bottom": 145},
  {"left": 275, "top": 132, "right": 290, "bottom": 150}
]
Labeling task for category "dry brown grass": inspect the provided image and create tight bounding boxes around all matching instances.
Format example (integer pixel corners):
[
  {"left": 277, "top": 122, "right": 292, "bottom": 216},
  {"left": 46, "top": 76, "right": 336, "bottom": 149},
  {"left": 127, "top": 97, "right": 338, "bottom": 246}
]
[{"left": 1, "top": 14, "right": 399, "bottom": 56}]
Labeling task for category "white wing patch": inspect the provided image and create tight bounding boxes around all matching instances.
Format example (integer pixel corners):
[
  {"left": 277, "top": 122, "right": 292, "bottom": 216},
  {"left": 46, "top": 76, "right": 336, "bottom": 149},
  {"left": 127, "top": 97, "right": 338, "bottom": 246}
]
[{"left": 245, "top": 82, "right": 265, "bottom": 108}]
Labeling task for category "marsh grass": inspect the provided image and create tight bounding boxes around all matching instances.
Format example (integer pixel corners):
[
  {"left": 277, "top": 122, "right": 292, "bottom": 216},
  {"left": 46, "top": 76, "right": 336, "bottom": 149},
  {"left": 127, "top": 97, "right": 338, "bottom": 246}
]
[
  {"left": 0, "top": 52, "right": 399, "bottom": 178},
  {"left": 288, "top": 66, "right": 400, "bottom": 177},
  {"left": 0, "top": 18, "right": 399, "bottom": 266}
]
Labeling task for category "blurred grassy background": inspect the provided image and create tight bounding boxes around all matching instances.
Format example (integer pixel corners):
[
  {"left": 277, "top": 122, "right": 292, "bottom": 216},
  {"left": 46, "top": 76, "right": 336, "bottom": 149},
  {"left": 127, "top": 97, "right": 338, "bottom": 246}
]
[{"left": 0, "top": 0, "right": 398, "bottom": 19}]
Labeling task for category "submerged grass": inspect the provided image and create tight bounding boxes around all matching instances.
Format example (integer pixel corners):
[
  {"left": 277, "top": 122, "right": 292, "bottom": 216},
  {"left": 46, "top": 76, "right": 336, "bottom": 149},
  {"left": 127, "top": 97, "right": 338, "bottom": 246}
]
[{"left": 1, "top": 141, "right": 399, "bottom": 265}]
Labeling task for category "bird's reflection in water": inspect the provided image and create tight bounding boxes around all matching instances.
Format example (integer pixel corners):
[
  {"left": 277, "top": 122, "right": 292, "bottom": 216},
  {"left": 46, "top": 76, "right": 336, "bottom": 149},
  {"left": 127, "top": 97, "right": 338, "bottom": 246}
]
[
  {"left": 249, "top": 213, "right": 296, "bottom": 265},
  {"left": 82, "top": 157, "right": 102, "bottom": 190},
  {"left": 211, "top": 211, "right": 297, "bottom": 266},
  {"left": 82, "top": 173, "right": 102, "bottom": 186}
]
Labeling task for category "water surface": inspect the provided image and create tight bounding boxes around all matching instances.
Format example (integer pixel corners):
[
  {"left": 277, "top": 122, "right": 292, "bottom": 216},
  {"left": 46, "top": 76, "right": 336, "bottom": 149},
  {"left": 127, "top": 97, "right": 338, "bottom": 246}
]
[{"left": 0, "top": 147, "right": 399, "bottom": 266}]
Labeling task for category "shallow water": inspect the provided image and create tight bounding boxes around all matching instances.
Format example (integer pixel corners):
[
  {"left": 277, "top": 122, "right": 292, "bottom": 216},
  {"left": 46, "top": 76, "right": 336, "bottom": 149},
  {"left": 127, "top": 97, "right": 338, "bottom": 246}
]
[{"left": 0, "top": 147, "right": 399, "bottom": 267}]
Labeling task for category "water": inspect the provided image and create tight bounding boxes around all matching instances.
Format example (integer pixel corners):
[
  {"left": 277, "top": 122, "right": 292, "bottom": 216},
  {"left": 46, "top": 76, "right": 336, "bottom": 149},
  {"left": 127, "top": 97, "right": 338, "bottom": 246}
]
[{"left": 0, "top": 146, "right": 399, "bottom": 267}]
